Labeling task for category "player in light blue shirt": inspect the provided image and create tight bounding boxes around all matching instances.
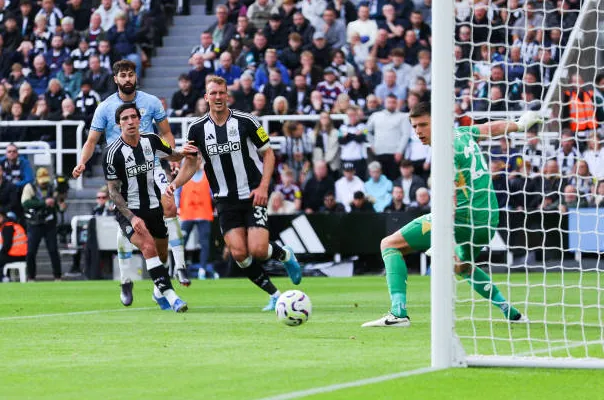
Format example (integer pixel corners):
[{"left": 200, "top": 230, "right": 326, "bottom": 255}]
[{"left": 72, "top": 60, "right": 190, "bottom": 307}]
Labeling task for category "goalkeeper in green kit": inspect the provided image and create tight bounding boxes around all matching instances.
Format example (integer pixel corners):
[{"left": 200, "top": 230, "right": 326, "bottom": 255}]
[{"left": 363, "top": 102, "right": 539, "bottom": 327}]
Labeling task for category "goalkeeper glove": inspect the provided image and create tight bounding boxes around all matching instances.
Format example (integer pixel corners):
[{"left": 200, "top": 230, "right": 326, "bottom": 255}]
[{"left": 515, "top": 111, "right": 542, "bottom": 132}]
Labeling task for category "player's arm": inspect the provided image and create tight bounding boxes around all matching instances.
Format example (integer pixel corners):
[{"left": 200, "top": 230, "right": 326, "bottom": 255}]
[
  {"left": 166, "top": 155, "right": 197, "bottom": 198},
  {"left": 157, "top": 119, "right": 176, "bottom": 148},
  {"left": 107, "top": 180, "right": 135, "bottom": 221},
  {"left": 249, "top": 120, "right": 273, "bottom": 206},
  {"left": 152, "top": 133, "right": 198, "bottom": 162},
  {"left": 73, "top": 129, "right": 102, "bottom": 178},
  {"left": 477, "top": 111, "right": 542, "bottom": 140}
]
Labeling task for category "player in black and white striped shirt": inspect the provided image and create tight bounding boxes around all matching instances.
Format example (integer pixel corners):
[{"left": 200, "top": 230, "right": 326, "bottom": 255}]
[
  {"left": 167, "top": 76, "right": 302, "bottom": 311},
  {"left": 103, "top": 103, "right": 198, "bottom": 313}
]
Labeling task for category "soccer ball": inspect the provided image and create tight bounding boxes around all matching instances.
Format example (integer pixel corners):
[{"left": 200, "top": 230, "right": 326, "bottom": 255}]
[{"left": 276, "top": 290, "right": 312, "bottom": 326}]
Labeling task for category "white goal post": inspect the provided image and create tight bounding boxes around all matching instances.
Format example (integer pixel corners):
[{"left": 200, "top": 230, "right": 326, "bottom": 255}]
[{"left": 431, "top": 0, "right": 604, "bottom": 369}]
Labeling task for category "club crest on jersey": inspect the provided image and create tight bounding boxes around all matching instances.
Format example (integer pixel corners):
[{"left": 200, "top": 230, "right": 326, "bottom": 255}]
[
  {"left": 207, "top": 141, "right": 241, "bottom": 155},
  {"left": 144, "top": 146, "right": 152, "bottom": 156},
  {"left": 228, "top": 127, "right": 238, "bottom": 138},
  {"left": 126, "top": 160, "right": 154, "bottom": 177},
  {"left": 139, "top": 108, "right": 146, "bottom": 116}
]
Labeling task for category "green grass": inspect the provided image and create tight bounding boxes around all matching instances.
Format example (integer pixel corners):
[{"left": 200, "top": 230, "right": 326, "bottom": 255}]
[{"left": 1, "top": 275, "right": 603, "bottom": 399}]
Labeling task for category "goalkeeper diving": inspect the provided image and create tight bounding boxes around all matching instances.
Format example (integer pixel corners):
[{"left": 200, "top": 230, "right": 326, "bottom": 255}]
[{"left": 363, "top": 102, "right": 539, "bottom": 327}]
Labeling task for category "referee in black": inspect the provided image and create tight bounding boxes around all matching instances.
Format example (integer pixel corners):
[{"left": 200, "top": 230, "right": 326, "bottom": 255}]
[
  {"left": 103, "top": 103, "right": 198, "bottom": 312},
  {"left": 167, "top": 76, "right": 302, "bottom": 311}
]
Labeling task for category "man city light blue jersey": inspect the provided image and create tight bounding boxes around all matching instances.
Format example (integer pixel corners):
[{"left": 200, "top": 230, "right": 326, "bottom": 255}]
[{"left": 91, "top": 90, "right": 167, "bottom": 144}]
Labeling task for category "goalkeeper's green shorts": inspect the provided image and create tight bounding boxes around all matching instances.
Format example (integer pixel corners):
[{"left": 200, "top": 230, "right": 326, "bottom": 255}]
[{"left": 398, "top": 213, "right": 496, "bottom": 262}]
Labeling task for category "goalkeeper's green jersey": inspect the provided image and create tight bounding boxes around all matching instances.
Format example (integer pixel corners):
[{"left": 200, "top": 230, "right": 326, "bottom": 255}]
[{"left": 453, "top": 126, "right": 499, "bottom": 227}]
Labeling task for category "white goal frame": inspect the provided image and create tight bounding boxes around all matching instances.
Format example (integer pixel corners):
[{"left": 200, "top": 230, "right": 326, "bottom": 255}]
[{"left": 430, "top": 0, "right": 604, "bottom": 370}]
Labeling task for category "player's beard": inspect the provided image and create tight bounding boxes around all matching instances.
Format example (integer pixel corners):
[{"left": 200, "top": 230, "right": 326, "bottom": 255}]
[{"left": 118, "top": 79, "right": 137, "bottom": 95}]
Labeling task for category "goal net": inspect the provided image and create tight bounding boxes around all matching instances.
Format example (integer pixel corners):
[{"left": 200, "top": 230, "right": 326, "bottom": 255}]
[{"left": 432, "top": 0, "right": 604, "bottom": 369}]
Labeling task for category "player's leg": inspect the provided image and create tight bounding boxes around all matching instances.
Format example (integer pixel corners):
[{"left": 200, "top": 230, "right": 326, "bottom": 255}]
[
  {"left": 362, "top": 214, "right": 432, "bottom": 327},
  {"left": 247, "top": 227, "right": 287, "bottom": 311},
  {"left": 247, "top": 204, "right": 301, "bottom": 285},
  {"left": 454, "top": 225, "right": 525, "bottom": 322},
  {"left": 116, "top": 228, "right": 137, "bottom": 306},
  {"left": 156, "top": 165, "right": 188, "bottom": 286}
]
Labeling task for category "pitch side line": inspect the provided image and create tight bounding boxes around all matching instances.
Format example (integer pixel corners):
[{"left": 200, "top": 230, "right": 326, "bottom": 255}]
[
  {"left": 0, "top": 303, "right": 432, "bottom": 321},
  {"left": 258, "top": 367, "right": 439, "bottom": 400}
]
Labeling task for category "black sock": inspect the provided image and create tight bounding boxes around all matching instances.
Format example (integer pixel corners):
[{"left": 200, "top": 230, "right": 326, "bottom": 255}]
[
  {"left": 243, "top": 260, "right": 278, "bottom": 295},
  {"left": 148, "top": 266, "right": 174, "bottom": 294},
  {"left": 269, "top": 241, "right": 287, "bottom": 262}
]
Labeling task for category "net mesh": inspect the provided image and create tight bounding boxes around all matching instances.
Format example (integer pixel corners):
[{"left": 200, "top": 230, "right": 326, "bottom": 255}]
[{"left": 452, "top": 0, "right": 604, "bottom": 362}]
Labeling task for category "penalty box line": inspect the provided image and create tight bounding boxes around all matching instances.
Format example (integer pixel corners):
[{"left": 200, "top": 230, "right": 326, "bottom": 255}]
[{"left": 258, "top": 367, "right": 440, "bottom": 400}]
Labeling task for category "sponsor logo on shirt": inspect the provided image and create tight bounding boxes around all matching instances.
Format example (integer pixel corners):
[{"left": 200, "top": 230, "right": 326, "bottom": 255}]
[
  {"left": 126, "top": 160, "right": 154, "bottom": 177},
  {"left": 207, "top": 141, "right": 241, "bottom": 156}
]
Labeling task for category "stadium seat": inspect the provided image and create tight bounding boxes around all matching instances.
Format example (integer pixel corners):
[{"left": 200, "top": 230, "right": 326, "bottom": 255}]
[{"left": 3, "top": 262, "right": 27, "bottom": 283}]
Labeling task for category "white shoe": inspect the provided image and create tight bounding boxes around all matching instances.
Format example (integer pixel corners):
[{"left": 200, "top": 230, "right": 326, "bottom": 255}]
[
  {"left": 362, "top": 313, "right": 411, "bottom": 327},
  {"left": 511, "top": 313, "right": 529, "bottom": 324}
]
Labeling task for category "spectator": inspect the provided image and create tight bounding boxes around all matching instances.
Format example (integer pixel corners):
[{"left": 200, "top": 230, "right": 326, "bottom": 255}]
[
  {"left": 378, "top": 4, "right": 404, "bottom": 42},
  {"left": 408, "top": 186, "right": 431, "bottom": 212},
  {"left": 35, "top": 0, "right": 63, "bottom": 34},
  {"left": 0, "top": 83, "right": 12, "bottom": 117},
  {"left": 394, "top": 160, "right": 427, "bottom": 206},
  {"left": 490, "top": 136, "right": 522, "bottom": 173},
  {"left": 128, "top": 0, "right": 154, "bottom": 66},
  {"left": 302, "top": 160, "right": 335, "bottom": 213},
  {"left": 21, "top": 167, "right": 62, "bottom": 281},
  {"left": 263, "top": 69, "right": 293, "bottom": 109},
  {"left": 241, "top": 31, "right": 268, "bottom": 68},
  {"left": 312, "top": 111, "right": 340, "bottom": 174},
  {"left": 366, "top": 94, "right": 408, "bottom": 180},
  {"left": 562, "top": 73, "right": 598, "bottom": 140},
  {"left": 0, "top": 163, "right": 20, "bottom": 216},
  {"left": 193, "top": 97, "right": 208, "bottom": 117},
  {"left": 318, "top": 191, "right": 345, "bottom": 213},
  {"left": 283, "top": 121, "right": 313, "bottom": 183},
  {"left": 0, "top": 143, "right": 33, "bottom": 191},
  {"left": 364, "top": 161, "right": 392, "bottom": 212},
  {"left": 290, "top": 73, "right": 310, "bottom": 114},
  {"left": 330, "top": 49, "right": 354, "bottom": 84},
  {"left": 171, "top": 74, "right": 199, "bottom": 117},
  {"left": 190, "top": 31, "right": 217, "bottom": 71},
  {"left": 175, "top": 154, "right": 218, "bottom": 279},
  {"left": 592, "top": 180, "right": 604, "bottom": 208},
  {"left": 4, "top": 63, "right": 25, "bottom": 99},
  {"left": 320, "top": 7, "right": 346, "bottom": 50},
  {"left": 92, "top": 188, "right": 114, "bottom": 216},
  {"left": 294, "top": 50, "right": 323, "bottom": 88},
  {"left": 0, "top": 209, "right": 27, "bottom": 282},
  {"left": 107, "top": 13, "right": 142, "bottom": 77},
  {"left": 375, "top": 69, "right": 406, "bottom": 110},
  {"left": 290, "top": 11, "right": 315, "bottom": 46},
  {"left": 56, "top": 58, "right": 82, "bottom": 98},
  {"left": 392, "top": 0, "right": 415, "bottom": 24},
  {"left": 335, "top": 162, "right": 364, "bottom": 212},
  {"left": 246, "top": 0, "right": 272, "bottom": 31},
  {"left": 32, "top": 15, "right": 52, "bottom": 55},
  {"left": 263, "top": 13, "right": 288, "bottom": 50},
  {"left": 268, "top": 191, "right": 297, "bottom": 215},
  {"left": 17, "top": 0, "right": 35, "bottom": 39},
  {"left": 26, "top": 54, "right": 51, "bottom": 96},
  {"left": 254, "top": 48, "right": 290, "bottom": 90},
  {"left": 215, "top": 51, "right": 242, "bottom": 91},
  {"left": 28, "top": 98, "right": 54, "bottom": 141},
  {"left": 316, "top": 67, "right": 345, "bottom": 108},
  {"left": 74, "top": 78, "right": 100, "bottom": 125},
  {"left": 583, "top": 131, "right": 604, "bottom": 180},
  {"left": 348, "top": 75, "right": 368, "bottom": 108},
  {"left": 538, "top": 159, "right": 566, "bottom": 211},
  {"left": 407, "top": 49, "right": 431, "bottom": 91},
  {"left": 346, "top": 4, "right": 378, "bottom": 52},
  {"left": 55, "top": 98, "right": 84, "bottom": 174},
  {"left": 209, "top": 4, "right": 235, "bottom": 53},
  {"left": 359, "top": 56, "right": 381, "bottom": 93},
  {"left": 188, "top": 53, "right": 213, "bottom": 95},
  {"left": 82, "top": 12, "right": 105, "bottom": 52},
  {"left": 64, "top": 0, "right": 91, "bottom": 33},
  {"left": 2, "top": 102, "right": 28, "bottom": 141},
  {"left": 3, "top": 15, "right": 22, "bottom": 53},
  {"left": 96, "top": 0, "right": 123, "bottom": 32},
  {"left": 300, "top": 0, "right": 326, "bottom": 31},
  {"left": 339, "top": 106, "right": 368, "bottom": 180},
  {"left": 251, "top": 92, "right": 267, "bottom": 116},
  {"left": 60, "top": 16, "right": 80, "bottom": 51},
  {"left": 17, "top": 81, "right": 35, "bottom": 116},
  {"left": 226, "top": 0, "right": 247, "bottom": 25},
  {"left": 327, "top": 0, "right": 356, "bottom": 26},
  {"left": 567, "top": 160, "right": 593, "bottom": 202},
  {"left": 306, "top": 31, "right": 331, "bottom": 69},
  {"left": 43, "top": 34, "right": 70, "bottom": 75},
  {"left": 96, "top": 39, "right": 119, "bottom": 72},
  {"left": 274, "top": 0, "right": 296, "bottom": 29},
  {"left": 70, "top": 38, "right": 93, "bottom": 74},
  {"left": 382, "top": 48, "right": 412, "bottom": 89},
  {"left": 559, "top": 184, "right": 588, "bottom": 213},
  {"left": 235, "top": 16, "right": 254, "bottom": 48},
  {"left": 44, "top": 78, "right": 69, "bottom": 114},
  {"left": 346, "top": 31, "right": 369, "bottom": 68},
  {"left": 232, "top": 72, "right": 256, "bottom": 112},
  {"left": 408, "top": 9, "right": 431, "bottom": 47},
  {"left": 555, "top": 131, "right": 580, "bottom": 177},
  {"left": 511, "top": 1, "right": 543, "bottom": 43},
  {"left": 84, "top": 54, "right": 115, "bottom": 100},
  {"left": 362, "top": 93, "right": 382, "bottom": 118},
  {"left": 522, "top": 130, "right": 550, "bottom": 175},
  {"left": 280, "top": 32, "right": 303, "bottom": 73},
  {"left": 274, "top": 169, "right": 302, "bottom": 211},
  {"left": 369, "top": 29, "right": 393, "bottom": 66},
  {"left": 349, "top": 190, "right": 374, "bottom": 212},
  {"left": 384, "top": 185, "right": 405, "bottom": 212},
  {"left": 330, "top": 92, "right": 350, "bottom": 114},
  {"left": 268, "top": 95, "right": 288, "bottom": 134}
]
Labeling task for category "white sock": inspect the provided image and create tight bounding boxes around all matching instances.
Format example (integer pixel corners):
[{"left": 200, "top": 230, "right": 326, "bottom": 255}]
[
  {"left": 271, "top": 290, "right": 281, "bottom": 299},
  {"left": 153, "top": 285, "right": 164, "bottom": 299},
  {"left": 163, "top": 289, "right": 179, "bottom": 306},
  {"left": 117, "top": 230, "right": 137, "bottom": 283},
  {"left": 165, "top": 217, "right": 186, "bottom": 270},
  {"left": 236, "top": 256, "right": 253, "bottom": 269},
  {"left": 145, "top": 256, "right": 163, "bottom": 270}
]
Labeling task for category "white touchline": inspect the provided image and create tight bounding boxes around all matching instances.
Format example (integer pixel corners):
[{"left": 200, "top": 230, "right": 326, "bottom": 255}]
[
  {"left": 257, "top": 367, "right": 440, "bottom": 400},
  {"left": 0, "top": 303, "right": 432, "bottom": 322}
]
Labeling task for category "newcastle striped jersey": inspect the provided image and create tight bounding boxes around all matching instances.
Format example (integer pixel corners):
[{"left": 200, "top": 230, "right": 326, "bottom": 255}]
[
  {"left": 187, "top": 109, "right": 270, "bottom": 201},
  {"left": 102, "top": 133, "right": 173, "bottom": 209}
]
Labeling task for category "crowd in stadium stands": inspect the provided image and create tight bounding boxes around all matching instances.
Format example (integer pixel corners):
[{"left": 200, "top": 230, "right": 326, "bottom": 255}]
[{"left": 2, "top": 0, "right": 604, "bottom": 218}]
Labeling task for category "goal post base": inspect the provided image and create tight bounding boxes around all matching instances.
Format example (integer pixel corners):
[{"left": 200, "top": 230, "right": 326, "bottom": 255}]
[{"left": 466, "top": 356, "right": 604, "bottom": 369}]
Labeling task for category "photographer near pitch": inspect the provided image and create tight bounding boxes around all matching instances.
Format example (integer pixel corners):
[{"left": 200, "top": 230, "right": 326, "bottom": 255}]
[{"left": 21, "top": 168, "right": 65, "bottom": 281}]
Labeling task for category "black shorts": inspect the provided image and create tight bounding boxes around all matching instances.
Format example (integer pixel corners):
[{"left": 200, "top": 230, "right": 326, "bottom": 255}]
[
  {"left": 216, "top": 199, "right": 268, "bottom": 234},
  {"left": 115, "top": 207, "right": 168, "bottom": 240}
]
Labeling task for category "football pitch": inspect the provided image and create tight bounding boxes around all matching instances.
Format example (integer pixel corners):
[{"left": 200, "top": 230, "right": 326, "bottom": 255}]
[{"left": 1, "top": 275, "right": 602, "bottom": 399}]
